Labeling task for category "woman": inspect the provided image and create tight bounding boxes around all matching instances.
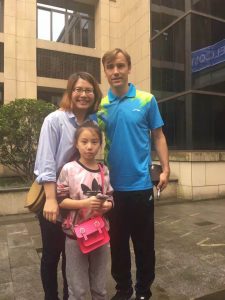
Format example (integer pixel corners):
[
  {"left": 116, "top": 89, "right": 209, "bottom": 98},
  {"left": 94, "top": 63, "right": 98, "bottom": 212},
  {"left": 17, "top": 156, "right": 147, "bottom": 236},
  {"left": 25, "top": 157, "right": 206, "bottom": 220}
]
[{"left": 34, "top": 72, "right": 102, "bottom": 300}]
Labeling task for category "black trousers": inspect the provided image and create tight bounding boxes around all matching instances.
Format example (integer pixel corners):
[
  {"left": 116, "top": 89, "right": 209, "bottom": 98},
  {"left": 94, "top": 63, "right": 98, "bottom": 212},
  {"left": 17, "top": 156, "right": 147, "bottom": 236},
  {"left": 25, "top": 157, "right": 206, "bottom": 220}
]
[
  {"left": 38, "top": 213, "right": 68, "bottom": 300},
  {"left": 109, "top": 189, "right": 155, "bottom": 298}
]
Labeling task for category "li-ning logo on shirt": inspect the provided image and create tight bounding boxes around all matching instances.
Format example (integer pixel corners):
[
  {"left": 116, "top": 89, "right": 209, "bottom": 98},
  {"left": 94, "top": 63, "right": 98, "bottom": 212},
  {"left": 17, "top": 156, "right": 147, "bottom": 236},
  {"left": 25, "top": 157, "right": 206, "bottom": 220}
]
[{"left": 132, "top": 109, "right": 141, "bottom": 112}]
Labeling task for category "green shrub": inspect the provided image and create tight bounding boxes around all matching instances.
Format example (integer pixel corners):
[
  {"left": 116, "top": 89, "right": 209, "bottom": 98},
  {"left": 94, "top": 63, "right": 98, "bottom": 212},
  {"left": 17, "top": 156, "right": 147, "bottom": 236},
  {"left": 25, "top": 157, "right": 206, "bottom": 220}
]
[{"left": 0, "top": 99, "right": 56, "bottom": 182}]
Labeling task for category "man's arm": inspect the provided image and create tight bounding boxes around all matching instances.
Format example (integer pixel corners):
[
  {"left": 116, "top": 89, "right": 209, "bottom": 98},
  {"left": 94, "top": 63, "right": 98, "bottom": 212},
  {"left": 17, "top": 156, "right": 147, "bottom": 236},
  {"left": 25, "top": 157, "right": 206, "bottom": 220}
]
[{"left": 151, "top": 127, "right": 170, "bottom": 191}]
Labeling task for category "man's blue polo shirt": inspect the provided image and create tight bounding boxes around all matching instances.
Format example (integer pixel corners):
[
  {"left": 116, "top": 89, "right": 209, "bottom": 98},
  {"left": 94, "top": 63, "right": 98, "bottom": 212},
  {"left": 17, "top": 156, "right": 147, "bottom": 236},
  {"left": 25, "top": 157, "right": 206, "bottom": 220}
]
[{"left": 97, "top": 83, "right": 164, "bottom": 191}]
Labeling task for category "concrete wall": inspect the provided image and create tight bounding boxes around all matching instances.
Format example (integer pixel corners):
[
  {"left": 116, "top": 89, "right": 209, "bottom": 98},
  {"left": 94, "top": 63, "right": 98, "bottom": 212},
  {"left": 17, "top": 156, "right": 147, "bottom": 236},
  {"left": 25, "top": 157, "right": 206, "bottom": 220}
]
[
  {"left": 0, "top": 182, "right": 178, "bottom": 215},
  {"left": 155, "top": 151, "right": 225, "bottom": 200},
  {"left": 98, "top": 0, "right": 150, "bottom": 94},
  {"left": 119, "top": 0, "right": 150, "bottom": 91},
  {"left": 0, "top": 188, "right": 29, "bottom": 215},
  {"left": 4, "top": 0, "right": 37, "bottom": 103}
]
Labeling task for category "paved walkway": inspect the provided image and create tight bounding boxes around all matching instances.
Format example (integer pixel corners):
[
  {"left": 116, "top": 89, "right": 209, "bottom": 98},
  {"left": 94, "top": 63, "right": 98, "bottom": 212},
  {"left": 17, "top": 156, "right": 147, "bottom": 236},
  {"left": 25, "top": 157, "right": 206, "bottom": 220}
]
[{"left": 0, "top": 198, "right": 225, "bottom": 300}]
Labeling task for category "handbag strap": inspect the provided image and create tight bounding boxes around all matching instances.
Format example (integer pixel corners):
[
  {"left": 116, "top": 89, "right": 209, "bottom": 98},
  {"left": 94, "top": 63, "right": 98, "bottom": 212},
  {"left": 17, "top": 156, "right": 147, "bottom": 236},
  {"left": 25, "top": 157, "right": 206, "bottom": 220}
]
[{"left": 98, "top": 163, "right": 104, "bottom": 194}]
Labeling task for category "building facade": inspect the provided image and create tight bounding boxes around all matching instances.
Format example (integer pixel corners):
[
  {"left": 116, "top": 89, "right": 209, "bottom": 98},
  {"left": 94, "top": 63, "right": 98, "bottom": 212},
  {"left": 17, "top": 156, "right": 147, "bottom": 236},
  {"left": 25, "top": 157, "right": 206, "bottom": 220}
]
[
  {"left": 0, "top": 0, "right": 224, "bottom": 200},
  {"left": 0, "top": 0, "right": 150, "bottom": 105},
  {"left": 151, "top": 0, "right": 225, "bottom": 200}
]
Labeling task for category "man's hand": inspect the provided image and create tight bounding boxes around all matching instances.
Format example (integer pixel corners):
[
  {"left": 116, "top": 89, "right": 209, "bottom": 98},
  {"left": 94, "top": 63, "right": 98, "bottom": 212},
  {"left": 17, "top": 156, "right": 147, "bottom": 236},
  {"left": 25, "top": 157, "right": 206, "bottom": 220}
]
[
  {"left": 157, "top": 171, "right": 170, "bottom": 192},
  {"left": 152, "top": 127, "right": 170, "bottom": 193}
]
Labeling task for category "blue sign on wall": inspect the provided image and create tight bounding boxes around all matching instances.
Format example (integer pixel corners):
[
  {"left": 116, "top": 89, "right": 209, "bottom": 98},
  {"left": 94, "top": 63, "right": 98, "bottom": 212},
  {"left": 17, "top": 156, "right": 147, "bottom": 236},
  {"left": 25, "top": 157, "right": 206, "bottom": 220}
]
[{"left": 192, "top": 39, "right": 225, "bottom": 73}]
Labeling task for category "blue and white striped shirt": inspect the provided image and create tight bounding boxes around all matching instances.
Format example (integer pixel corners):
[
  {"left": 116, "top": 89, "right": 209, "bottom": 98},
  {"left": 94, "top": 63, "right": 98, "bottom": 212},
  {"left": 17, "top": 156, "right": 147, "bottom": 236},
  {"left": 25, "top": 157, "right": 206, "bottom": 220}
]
[{"left": 34, "top": 110, "right": 95, "bottom": 183}]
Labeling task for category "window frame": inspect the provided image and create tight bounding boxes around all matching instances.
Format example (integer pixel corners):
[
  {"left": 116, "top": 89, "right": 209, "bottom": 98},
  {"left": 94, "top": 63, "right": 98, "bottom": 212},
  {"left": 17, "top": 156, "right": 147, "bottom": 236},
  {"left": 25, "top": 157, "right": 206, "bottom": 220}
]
[
  {"left": 0, "top": 83, "right": 4, "bottom": 106},
  {"left": 37, "top": 1, "right": 95, "bottom": 48},
  {"left": 0, "top": 0, "right": 3, "bottom": 32}
]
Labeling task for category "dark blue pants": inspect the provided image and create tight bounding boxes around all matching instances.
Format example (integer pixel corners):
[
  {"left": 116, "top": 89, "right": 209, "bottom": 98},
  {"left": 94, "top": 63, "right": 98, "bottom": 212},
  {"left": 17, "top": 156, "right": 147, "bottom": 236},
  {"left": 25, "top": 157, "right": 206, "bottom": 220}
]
[
  {"left": 109, "top": 189, "right": 155, "bottom": 298},
  {"left": 38, "top": 213, "right": 68, "bottom": 300}
]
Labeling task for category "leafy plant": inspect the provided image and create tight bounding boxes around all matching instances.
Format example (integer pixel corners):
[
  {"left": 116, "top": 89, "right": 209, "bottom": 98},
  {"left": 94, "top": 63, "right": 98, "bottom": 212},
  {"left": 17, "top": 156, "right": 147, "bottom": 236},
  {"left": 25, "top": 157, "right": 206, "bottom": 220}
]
[{"left": 0, "top": 99, "right": 56, "bottom": 182}]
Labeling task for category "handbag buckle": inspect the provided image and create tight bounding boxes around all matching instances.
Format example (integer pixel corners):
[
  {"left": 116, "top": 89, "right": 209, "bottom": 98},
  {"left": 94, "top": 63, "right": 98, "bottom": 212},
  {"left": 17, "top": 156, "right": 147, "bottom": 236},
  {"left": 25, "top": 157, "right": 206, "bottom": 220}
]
[
  {"left": 94, "top": 220, "right": 102, "bottom": 233},
  {"left": 79, "top": 227, "right": 88, "bottom": 240},
  {"left": 94, "top": 220, "right": 100, "bottom": 227}
]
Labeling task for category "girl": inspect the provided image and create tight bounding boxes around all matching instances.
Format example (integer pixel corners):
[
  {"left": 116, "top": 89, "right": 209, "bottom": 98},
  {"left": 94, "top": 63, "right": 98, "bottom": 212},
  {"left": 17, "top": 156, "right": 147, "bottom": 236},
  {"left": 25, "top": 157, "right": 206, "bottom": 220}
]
[
  {"left": 34, "top": 72, "right": 102, "bottom": 300},
  {"left": 57, "top": 121, "right": 113, "bottom": 300}
]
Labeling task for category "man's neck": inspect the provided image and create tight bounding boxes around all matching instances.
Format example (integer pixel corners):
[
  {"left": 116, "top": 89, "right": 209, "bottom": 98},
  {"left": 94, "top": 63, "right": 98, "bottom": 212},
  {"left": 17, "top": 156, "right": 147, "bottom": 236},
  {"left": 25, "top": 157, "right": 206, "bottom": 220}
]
[{"left": 111, "top": 85, "right": 129, "bottom": 98}]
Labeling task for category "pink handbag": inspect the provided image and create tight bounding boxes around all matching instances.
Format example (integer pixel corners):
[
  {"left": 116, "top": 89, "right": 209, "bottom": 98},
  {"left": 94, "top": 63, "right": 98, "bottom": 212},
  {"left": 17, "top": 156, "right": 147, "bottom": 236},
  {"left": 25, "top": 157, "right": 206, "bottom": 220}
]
[{"left": 73, "top": 216, "right": 109, "bottom": 254}]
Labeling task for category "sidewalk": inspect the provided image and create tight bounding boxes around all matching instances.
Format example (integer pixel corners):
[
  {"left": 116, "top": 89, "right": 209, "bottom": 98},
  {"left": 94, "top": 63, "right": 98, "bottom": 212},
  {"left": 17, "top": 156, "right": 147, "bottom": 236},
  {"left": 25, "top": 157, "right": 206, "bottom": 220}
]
[{"left": 0, "top": 198, "right": 225, "bottom": 300}]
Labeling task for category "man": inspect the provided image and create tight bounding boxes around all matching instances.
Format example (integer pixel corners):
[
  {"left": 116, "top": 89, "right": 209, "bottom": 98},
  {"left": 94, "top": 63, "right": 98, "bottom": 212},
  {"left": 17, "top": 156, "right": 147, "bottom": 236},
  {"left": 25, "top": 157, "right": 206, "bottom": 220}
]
[{"left": 98, "top": 48, "right": 170, "bottom": 300}]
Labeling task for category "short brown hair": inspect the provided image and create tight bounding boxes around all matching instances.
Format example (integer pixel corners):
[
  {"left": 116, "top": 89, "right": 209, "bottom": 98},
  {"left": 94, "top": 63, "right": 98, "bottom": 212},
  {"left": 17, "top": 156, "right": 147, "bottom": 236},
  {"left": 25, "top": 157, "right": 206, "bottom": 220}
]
[
  {"left": 60, "top": 72, "right": 102, "bottom": 114},
  {"left": 102, "top": 48, "right": 131, "bottom": 68}
]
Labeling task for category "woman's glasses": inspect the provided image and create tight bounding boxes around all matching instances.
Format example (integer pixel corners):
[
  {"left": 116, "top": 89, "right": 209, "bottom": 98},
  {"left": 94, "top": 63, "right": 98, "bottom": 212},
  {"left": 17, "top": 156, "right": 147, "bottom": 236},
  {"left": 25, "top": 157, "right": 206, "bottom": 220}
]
[{"left": 73, "top": 87, "right": 94, "bottom": 95}]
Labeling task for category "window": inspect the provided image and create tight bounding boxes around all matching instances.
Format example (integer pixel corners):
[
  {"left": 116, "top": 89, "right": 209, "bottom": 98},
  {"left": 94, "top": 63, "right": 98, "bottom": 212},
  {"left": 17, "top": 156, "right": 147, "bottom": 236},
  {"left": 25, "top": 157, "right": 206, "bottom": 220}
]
[
  {"left": 151, "top": 11, "right": 177, "bottom": 37},
  {"left": 37, "top": 48, "right": 101, "bottom": 82},
  {"left": 192, "top": 0, "right": 225, "bottom": 20},
  {"left": 151, "top": 1, "right": 225, "bottom": 150},
  {"left": 191, "top": 15, "right": 225, "bottom": 52},
  {"left": 0, "top": 43, "right": 3, "bottom": 72},
  {"left": 0, "top": 83, "right": 3, "bottom": 105},
  {"left": 152, "top": 67, "right": 185, "bottom": 100},
  {"left": 152, "top": 0, "right": 185, "bottom": 11},
  {"left": 192, "top": 93, "right": 225, "bottom": 149},
  {"left": 0, "top": 0, "right": 3, "bottom": 32},
  {"left": 37, "top": 87, "right": 64, "bottom": 106},
  {"left": 152, "top": 18, "right": 185, "bottom": 64},
  {"left": 152, "top": 19, "right": 185, "bottom": 99},
  {"left": 37, "top": 0, "right": 95, "bottom": 48},
  {"left": 159, "top": 93, "right": 225, "bottom": 150},
  {"left": 191, "top": 15, "right": 225, "bottom": 93},
  {"left": 151, "top": 0, "right": 184, "bottom": 38},
  {"left": 158, "top": 96, "right": 187, "bottom": 149}
]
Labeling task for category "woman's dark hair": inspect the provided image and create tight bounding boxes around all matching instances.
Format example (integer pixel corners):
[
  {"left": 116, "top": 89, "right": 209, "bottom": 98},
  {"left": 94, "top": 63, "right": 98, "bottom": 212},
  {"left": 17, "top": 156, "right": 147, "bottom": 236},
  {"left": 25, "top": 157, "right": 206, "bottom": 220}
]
[
  {"left": 73, "top": 121, "right": 102, "bottom": 160},
  {"left": 60, "top": 72, "right": 102, "bottom": 115}
]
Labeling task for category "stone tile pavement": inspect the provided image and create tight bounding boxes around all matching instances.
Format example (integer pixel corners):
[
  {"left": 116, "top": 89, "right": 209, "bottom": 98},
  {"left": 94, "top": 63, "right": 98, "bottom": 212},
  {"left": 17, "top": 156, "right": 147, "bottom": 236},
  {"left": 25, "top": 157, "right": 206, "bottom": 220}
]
[{"left": 0, "top": 198, "right": 225, "bottom": 300}]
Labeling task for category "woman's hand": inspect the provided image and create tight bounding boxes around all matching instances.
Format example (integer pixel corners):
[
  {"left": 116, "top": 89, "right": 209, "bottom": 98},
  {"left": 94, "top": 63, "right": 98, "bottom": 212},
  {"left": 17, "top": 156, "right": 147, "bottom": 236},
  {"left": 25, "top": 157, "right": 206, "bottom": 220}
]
[
  {"left": 43, "top": 198, "right": 59, "bottom": 223},
  {"left": 43, "top": 182, "right": 59, "bottom": 223}
]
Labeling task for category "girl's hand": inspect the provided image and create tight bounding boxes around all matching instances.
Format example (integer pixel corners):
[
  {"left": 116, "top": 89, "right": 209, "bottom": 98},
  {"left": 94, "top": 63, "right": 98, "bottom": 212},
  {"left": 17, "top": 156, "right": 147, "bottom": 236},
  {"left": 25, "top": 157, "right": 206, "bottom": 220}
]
[
  {"left": 99, "top": 200, "right": 113, "bottom": 214},
  {"left": 86, "top": 196, "right": 102, "bottom": 210}
]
